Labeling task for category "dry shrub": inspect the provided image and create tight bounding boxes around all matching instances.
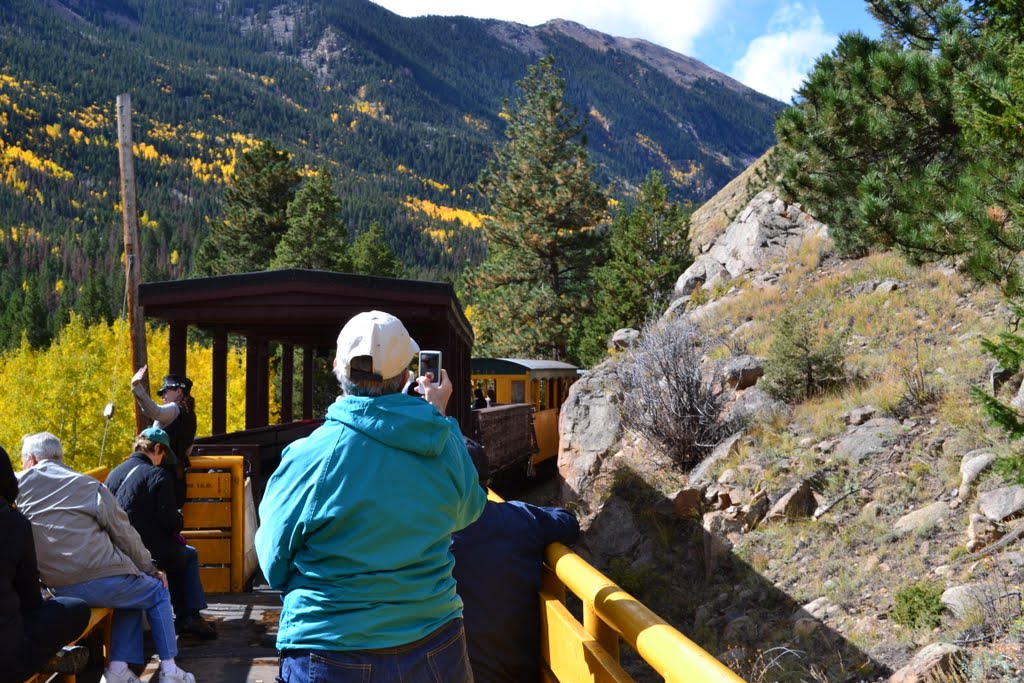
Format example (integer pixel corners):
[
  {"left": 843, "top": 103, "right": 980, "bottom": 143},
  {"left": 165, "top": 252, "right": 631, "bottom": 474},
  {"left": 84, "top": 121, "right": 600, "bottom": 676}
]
[{"left": 615, "top": 315, "right": 738, "bottom": 470}]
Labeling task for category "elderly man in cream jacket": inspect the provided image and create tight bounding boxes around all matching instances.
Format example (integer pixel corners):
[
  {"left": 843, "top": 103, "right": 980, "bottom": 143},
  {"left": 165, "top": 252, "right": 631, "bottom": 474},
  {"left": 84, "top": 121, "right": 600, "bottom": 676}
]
[{"left": 17, "top": 431, "right": 197, "bottom": 683}]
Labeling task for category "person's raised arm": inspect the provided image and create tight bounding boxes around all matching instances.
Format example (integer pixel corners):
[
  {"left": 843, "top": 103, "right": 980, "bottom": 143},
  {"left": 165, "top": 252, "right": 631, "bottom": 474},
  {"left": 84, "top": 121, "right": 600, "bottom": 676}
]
[
  {"left": 130, "top": 365, "right": 179, "bottom": 425},
  {"left": 418, "top": 368, "right": 453, "bottom": 415}
]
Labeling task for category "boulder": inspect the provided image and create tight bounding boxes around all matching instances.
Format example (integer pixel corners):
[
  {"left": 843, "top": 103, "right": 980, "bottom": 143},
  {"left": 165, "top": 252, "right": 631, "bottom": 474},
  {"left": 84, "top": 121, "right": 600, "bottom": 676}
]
[
  {"left": 765, "top": 480, "right": 817, "bottom": 522},
  {"left": 958, "top": 449, "right": 996, "bottom": 500},
  {"left": 557, "top": 362, "right": 622, "bottom": 507},
  {"left": 893, "top": 502, "right": 948, "bottom": 536},
  {"left": 888, "top": 643, "right": 968, "bottom": 683},
  {"left": 977, "top": 485, "right": 1024, "bottom": 523}
]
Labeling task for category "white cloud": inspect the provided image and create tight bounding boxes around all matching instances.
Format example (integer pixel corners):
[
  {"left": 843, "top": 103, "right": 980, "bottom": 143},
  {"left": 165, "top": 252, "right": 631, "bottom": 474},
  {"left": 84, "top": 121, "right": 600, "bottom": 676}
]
[
  {"left": 372, "top": 0, "right": 723, "bottom": 56},
  {"left": 731, "top": 2, "right": 837, "bottom": 101}
]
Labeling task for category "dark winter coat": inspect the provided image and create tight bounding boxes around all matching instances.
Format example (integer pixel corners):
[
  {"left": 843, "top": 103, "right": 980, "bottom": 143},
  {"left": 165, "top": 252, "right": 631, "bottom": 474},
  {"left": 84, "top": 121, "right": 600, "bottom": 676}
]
[
  {"left": 106, "top": 453, "right": 186, "bottom": 571},
  {"left": 0, "top": 501, "right": 43, "bottom": 674},
  {"left": 451, "top": 500, "right": 581, "bottom": 683}
]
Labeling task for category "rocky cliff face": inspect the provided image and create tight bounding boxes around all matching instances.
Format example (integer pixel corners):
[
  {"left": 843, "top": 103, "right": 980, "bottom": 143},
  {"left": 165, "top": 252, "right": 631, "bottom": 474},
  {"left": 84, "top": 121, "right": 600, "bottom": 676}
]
[{"left": 556, "top": 178, "right": 1024, "bottom": 681}]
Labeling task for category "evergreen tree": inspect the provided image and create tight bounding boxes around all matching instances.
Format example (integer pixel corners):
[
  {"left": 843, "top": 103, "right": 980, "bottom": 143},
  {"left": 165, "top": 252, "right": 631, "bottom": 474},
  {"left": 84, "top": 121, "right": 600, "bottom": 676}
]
[
  {"left": 20, "top": 277, "right": 52, "bottom": 349},
  {"left": 196, "top": 140, "right": 300, "bottom": 276},
  {"left": 351, "top": 222, "right": 405, "bottom": 278},
  {"left": 572, "top": 171, "right": 692, "bottom": 366},
  {"left": 271, "top": 168, "right": 351, "bottom": 272},
  {"left": 775, "top": 1, "right": 1024, "bottom": 293},
  {"left": 467, "top": 55, "right": 607, "bottom": 362}
]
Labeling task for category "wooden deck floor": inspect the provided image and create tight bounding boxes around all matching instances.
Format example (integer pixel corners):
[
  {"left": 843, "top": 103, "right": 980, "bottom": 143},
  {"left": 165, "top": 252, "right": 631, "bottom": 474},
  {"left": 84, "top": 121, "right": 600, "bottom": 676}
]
[{"left": 73, "top": 584, "right": 282, "bottom": 683}]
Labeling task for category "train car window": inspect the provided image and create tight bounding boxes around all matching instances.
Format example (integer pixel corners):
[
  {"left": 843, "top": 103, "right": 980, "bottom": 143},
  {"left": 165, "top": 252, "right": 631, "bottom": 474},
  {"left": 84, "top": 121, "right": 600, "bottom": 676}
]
[{"left": 511, "top": 380, "right": 526, "bottom": 404}]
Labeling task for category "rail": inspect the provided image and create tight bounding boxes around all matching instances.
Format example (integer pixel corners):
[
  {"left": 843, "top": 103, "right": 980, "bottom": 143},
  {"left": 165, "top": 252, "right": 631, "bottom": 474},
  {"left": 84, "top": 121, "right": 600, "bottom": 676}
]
[
  {"left": 483, "top": 489, "right": 745, "bottom": 682},
  {"left": 541, "top": 543, "right": 746, "bottom": 682}
]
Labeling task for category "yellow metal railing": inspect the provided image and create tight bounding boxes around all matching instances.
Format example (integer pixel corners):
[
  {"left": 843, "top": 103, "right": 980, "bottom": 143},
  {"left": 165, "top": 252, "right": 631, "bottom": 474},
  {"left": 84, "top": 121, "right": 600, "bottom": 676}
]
[
  {"left": 542, "top": 542, "right": 746, "bottom": 682},
  {"left": 486, "top": 489, "right": 745, "bottom": 682}
]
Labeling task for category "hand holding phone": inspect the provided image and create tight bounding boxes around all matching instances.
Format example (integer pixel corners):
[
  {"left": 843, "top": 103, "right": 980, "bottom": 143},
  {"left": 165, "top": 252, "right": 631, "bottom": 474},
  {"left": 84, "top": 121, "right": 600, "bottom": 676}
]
[{"left": 418, "top": 350, "right": 442, "bottom": 383}]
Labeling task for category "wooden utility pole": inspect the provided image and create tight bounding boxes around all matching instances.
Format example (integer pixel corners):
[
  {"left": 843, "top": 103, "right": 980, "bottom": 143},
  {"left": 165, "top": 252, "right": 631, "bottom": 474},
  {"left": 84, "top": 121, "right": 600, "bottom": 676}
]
[{"left": 117, "top": 93, "right": 149, "bottom": 433}]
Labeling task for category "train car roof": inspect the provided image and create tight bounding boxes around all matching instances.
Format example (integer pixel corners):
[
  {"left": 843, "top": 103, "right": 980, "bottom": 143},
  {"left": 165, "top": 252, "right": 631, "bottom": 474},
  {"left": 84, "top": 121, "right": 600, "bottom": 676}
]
[{"left": 471, "top": 357, "right": 580, "bottom": 376}]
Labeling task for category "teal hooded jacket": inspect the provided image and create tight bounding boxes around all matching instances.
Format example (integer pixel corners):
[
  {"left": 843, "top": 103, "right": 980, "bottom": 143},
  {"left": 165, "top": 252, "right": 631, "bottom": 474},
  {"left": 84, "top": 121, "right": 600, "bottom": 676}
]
[{"left": 255, "top": 392, "right": 487, "bottom": 650}]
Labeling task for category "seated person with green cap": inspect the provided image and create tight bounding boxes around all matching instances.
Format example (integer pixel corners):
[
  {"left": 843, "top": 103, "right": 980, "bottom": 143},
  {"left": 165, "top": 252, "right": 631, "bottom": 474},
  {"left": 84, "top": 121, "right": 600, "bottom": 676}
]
[{"left": 106, "top": 427, "right": 216, "bottom": 640}]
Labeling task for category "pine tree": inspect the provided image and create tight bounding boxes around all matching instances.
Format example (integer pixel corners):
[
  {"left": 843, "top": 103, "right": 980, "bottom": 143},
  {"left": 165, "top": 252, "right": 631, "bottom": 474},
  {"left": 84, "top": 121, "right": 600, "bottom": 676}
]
[
  {"left": 351, "top": 222, "right": 405, "bottom": 277},
  {"left": 271, "top": 168, "right": 351, "bottom": 272},
  {"left": 467, "top": 55, "right": 607, "bottom": 362},
  {"left": 572, "top": 171, "right": 692, "bottom": 366},
  {"left": 775, "top": 1, "right": 1024, "bottom": 293},
  {"left": 196, "top": 140, "right": 300, "bottom": 276}
]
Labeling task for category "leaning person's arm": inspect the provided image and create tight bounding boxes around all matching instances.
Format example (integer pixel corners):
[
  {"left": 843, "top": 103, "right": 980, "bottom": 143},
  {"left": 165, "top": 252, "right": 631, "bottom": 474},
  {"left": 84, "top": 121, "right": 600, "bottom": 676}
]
[
  {"left": 525, "top": 503, "right": 581, "bottom": 546},
  {"left": 95, "top": 484, "right": 159, "bottom": 576}
]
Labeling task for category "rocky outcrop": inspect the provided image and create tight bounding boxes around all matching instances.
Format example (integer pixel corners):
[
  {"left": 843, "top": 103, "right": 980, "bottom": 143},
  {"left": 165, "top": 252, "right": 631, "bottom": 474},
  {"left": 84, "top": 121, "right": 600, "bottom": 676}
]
[
  {"left": 557, "top": 361, "right": 622, "bottom": 508},
  {"left": 674, "top": 189, "right": 829, "bottom": 297}
]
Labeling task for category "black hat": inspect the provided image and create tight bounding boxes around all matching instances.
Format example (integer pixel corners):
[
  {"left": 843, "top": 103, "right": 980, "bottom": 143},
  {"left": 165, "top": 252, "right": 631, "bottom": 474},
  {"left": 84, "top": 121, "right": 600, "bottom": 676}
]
[{"left": 157, "top": 374, "right": 193, "bottom": 396}]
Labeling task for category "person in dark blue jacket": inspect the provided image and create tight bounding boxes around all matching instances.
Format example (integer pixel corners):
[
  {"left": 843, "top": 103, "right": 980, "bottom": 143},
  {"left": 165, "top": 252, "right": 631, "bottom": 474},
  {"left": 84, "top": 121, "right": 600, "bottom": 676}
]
[
  {"left": 451, "top": 441, "right": 581, "bottom": 683},
  {"left": 106, "top": 427, "right": 215, "bottom": 640},
  {"left": 0, "top": 445, "right": 91, "bottom": 683}
]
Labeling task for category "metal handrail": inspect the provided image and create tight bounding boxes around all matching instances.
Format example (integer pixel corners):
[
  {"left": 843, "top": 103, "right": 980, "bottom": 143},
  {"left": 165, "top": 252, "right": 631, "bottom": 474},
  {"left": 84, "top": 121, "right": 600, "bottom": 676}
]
[{"left": 543, "top": 542, "right": 746, "bottom": 683}]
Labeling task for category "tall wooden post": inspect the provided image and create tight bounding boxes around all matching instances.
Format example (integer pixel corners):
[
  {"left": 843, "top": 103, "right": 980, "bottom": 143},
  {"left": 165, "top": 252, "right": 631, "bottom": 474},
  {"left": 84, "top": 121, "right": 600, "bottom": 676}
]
[{"left": 117, "top": 93, "right": 149, "bottom": 433}]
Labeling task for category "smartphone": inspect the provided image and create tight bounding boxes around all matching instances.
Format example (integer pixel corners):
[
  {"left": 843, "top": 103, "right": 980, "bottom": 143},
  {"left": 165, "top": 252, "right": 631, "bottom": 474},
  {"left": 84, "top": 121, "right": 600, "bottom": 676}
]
[{"left": 418, "top": 350, "right": 442, "bottom": 383}]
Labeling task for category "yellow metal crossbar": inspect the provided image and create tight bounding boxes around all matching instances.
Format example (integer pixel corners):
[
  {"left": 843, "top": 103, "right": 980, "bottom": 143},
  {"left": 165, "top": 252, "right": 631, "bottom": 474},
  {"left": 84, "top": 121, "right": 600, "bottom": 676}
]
[{"left": 543, "top": 542, "right": 746, "bottom": 682}]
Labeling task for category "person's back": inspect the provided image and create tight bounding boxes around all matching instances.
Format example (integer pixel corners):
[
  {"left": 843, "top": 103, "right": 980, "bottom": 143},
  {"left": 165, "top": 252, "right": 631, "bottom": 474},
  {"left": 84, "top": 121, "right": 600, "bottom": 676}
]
[
  {"left": 260, "top": 391, "right": 484, "bottom": 649},
  {"left": 451, "top": 499, "right": 580, "bottom": 682},
  {"left": 256, "top": 310, "right": 486, "bottom": 683},
  {"left": 17, "top": 459, "right": 152, "bottom": 587}
]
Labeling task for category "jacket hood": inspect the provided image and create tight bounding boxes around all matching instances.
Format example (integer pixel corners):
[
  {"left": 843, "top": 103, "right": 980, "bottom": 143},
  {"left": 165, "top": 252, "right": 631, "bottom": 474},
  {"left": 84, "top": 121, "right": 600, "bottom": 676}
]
[{"left": 327, "top": 392, "right": 451, "bottom": 457}]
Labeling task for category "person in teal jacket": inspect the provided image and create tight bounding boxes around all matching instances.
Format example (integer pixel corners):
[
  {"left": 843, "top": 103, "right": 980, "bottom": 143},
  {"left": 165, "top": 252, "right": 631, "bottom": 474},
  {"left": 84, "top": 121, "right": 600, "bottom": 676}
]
[{"left": 256, "top": 310, "right": 486, "bottom": 683}]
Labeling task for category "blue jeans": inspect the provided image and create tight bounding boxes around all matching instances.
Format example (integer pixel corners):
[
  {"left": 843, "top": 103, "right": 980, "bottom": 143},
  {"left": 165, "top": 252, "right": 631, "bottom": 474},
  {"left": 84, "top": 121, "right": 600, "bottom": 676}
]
[
  {"left": 168, "top": 544, "right": 207, "bottom": 618},
  {"left": 279, "top": 618, "right": 473, "bottom": 683},
  {"left": 53, "top": 573, "right": 178, "bottom": 664}
]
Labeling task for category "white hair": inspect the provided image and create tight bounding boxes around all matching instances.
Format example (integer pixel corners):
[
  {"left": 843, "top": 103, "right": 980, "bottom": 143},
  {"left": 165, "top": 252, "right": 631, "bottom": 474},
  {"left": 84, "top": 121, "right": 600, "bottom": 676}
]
[
  {"left": 339, "top": 372, "right": 408, "bottom": 397},
  {"left": 22, "top": 432, "right": 64, "bottom": 462}
]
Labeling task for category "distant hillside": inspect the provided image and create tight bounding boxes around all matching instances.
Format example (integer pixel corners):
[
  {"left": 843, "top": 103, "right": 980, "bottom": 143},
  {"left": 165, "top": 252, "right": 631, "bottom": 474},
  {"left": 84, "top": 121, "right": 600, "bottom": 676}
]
[{"left": 0, "top": 0, "right": 783, "bottom": 341}]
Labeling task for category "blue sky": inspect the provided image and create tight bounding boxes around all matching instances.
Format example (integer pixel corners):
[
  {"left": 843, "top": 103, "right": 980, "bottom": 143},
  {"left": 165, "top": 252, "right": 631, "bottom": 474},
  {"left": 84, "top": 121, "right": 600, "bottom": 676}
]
[{"left": 371, "top": 1, "right": 882, "bottom": 102}]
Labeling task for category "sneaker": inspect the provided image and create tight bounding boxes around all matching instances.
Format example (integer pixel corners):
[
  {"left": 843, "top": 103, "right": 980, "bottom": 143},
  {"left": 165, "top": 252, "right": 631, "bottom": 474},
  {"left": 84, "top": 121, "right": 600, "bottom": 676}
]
[
  {"left": 177, "top": 614, "right": 218, "bottom": 640},
  {"left": 100, "top": 667, "right": 142, "bottom": 683},
  {"left": 41, "top": 645, "right": 90, "bottom": 673},
  {"left": 159, "top": 666, "right": 196, "bottom": 683}
]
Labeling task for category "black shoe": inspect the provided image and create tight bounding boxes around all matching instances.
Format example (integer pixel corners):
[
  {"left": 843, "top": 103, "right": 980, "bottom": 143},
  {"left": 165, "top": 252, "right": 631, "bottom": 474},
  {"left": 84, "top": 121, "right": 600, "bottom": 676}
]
[
  {"left": 177, "top": 615, "right": 217, "bottom": 640},
  {"left": 41, "top": 645, "right": 90, "bottom": 673}
]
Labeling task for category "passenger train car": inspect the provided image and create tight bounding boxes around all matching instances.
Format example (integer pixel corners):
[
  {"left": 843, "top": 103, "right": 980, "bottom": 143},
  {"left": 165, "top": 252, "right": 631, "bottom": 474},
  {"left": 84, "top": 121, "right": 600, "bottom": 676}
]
[{"left": 469, "top": 358, "right": 579, "bottom": 477}]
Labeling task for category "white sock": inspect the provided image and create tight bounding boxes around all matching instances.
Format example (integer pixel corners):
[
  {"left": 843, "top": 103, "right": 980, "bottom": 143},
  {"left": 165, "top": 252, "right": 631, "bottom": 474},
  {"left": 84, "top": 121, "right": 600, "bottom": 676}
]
[
  {"left": 109, "top": 661, "right": 129, "bottom": 673},
  {"left": 159, "top": 659, "right": 177, "bottom": 673}
]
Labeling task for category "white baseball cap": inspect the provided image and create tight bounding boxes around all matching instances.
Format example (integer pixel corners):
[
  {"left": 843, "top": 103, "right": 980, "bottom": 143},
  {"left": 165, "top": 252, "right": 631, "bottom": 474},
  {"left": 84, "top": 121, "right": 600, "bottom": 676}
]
[{"left": 336, "top": 310, "right": 419, "bottom": 381}]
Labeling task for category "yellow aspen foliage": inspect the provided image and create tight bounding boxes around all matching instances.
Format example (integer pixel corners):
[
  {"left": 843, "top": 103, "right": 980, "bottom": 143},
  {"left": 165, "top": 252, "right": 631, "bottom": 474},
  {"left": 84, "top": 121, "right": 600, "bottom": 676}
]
[
  {"left": 330, "top": 112, "right": 339, "bottom": 123},
  {"left": 140, "top": 211, "right": 158, "bottom": 230},
  {"left": 0, "top": 316, "right": 250, "bottom": 473},
  {"left": 45, "top": 123, "right": 61, "bottom": 139},
  {"left": 403, "top": 197, "right": 483, "bottom": 229},
  {"left": 54, "top": 280, "right": 64, "bottom": 294},
  {"left": 134, "top": 142, "right": 159, "bottom": 162},
  {"left": 69, "top": 128, "right": 84, "bottom": 145},
  {"left": 170, "top": 250, "right": 179, "bottom": 266}
]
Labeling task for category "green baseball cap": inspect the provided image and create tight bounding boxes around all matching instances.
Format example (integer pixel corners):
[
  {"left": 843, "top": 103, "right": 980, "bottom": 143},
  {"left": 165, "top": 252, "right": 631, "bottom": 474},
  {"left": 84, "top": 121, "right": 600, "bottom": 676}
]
[{"left": 139, "top": 426, "right": 177, "bottom": 465}]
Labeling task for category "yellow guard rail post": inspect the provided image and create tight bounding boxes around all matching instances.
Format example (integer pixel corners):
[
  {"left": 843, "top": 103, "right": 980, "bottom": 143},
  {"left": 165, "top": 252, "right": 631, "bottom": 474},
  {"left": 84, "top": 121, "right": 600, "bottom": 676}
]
[{"left": 543, "top": 542, "right": 746, "bottom": 682}]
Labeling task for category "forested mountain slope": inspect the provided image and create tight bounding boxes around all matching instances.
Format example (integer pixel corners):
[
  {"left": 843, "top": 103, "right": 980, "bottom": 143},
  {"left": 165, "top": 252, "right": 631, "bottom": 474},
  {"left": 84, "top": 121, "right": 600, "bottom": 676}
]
[{"left": 0, "top": 0, "right": 782, "bottom": 347}]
